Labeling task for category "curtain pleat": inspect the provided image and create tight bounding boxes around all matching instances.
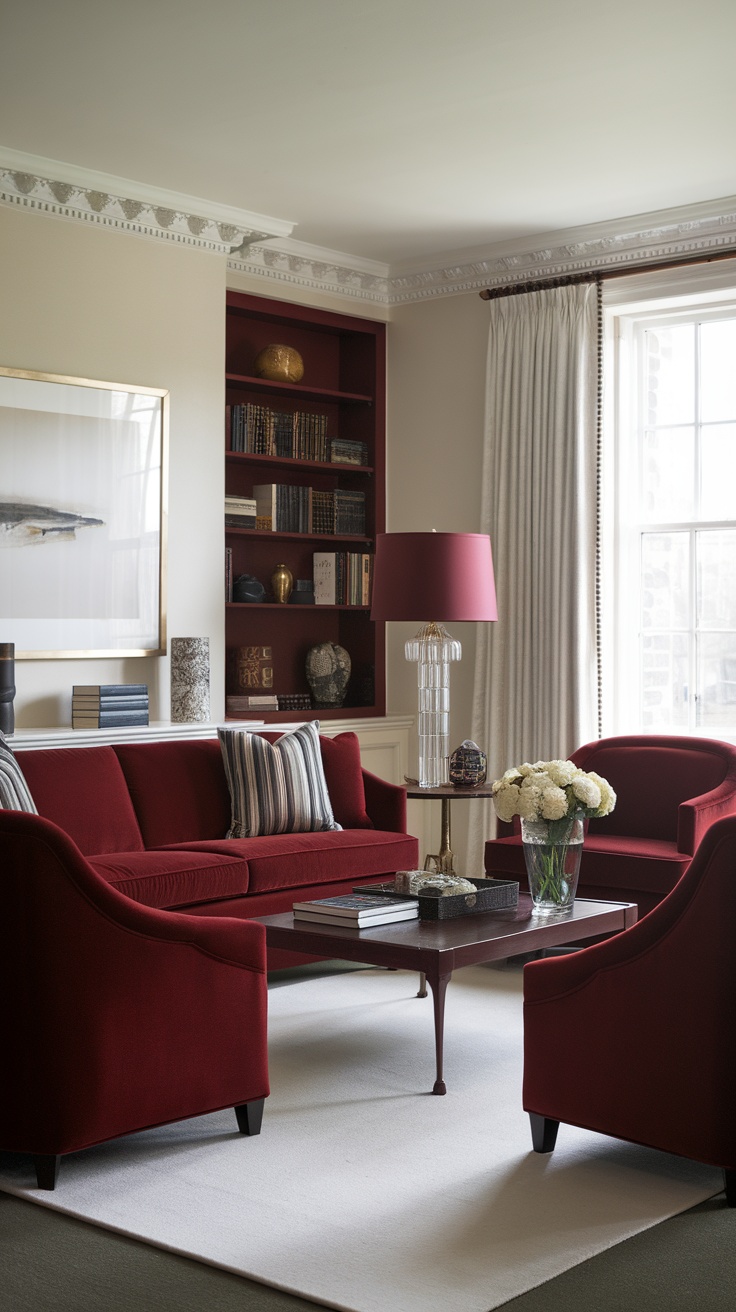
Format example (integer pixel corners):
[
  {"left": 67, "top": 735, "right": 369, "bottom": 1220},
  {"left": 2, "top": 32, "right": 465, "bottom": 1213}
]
[{"left": 467, "top": 283, "right": 599, "bottom": 874}]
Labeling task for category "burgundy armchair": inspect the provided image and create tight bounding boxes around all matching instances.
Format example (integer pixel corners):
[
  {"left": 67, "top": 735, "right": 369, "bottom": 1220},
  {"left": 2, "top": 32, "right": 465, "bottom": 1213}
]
[
  {"left": 0, "top": 810, "right": 269, "bottom": 1190},
  {"left": 485, "top": 735, "right": 736, "bottom": 916},
  {"left": 522, "top": 813, "right": 736, "bottom": 1205}
]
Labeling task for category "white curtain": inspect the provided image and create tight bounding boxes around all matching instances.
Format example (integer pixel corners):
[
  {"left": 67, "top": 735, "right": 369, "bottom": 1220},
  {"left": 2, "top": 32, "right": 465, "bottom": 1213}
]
[{"left": 467, "top": 282, "right": 600, "bottom": 874}]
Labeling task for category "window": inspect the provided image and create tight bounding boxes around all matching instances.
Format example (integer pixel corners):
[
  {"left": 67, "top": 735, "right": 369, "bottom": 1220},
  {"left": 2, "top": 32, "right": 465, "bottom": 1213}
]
[{"left": 611, "top": 302, "right": 736, "bottom": 742}]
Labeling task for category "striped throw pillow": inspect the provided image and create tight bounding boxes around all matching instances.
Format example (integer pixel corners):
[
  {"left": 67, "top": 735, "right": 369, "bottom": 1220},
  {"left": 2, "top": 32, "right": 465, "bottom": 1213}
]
[
  {"left": 0, "top": 730, "right": 38, "bottom": 813},
  {"left": 218, "top": 721, "right": 341, "bottom": 839}
]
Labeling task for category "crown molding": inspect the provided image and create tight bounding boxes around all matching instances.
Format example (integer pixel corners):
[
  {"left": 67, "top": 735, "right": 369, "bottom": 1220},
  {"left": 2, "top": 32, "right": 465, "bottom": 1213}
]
[
  {"left": 386, "top": 197, "right": 736, "bottom": 304},
  {"left": 3, "top": 146, "right": 736, "bottom": 309},
  {"left": 227, "top": 235, "right": 390, "bottom": 305},
  {"left": 0, "top": 147, "right": 294, "bottom": 254}
]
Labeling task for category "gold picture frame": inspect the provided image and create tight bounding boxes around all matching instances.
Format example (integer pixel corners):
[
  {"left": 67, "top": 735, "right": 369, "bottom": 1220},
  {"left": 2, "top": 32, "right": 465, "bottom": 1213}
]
[{"left": 0, "top": 366, "right": 168, "bottom": 658}]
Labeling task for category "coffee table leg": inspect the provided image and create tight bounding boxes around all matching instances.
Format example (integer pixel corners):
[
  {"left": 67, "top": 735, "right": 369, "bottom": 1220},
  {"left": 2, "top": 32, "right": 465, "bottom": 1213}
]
[
  {"left": 427, "top": 970, "right": 451, "bottom": 1095},
  {"left": 417, "top": 971, "right": 427, "bottom": 998}
]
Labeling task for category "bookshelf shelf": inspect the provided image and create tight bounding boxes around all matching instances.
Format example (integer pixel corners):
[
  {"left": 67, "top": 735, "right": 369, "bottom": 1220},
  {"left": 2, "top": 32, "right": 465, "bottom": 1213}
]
[
  {"left": 226, "top": 373, "right": 372, "bottom": 405},
  {"left": 224, "top": 290, "right": 386, "bottom": 722}
]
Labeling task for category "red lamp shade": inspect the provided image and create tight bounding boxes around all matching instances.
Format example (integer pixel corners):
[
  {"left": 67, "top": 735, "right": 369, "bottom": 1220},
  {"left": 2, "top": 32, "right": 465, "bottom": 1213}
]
[{"left": 370, "top": 533, "right": 497, "bottom": 624}]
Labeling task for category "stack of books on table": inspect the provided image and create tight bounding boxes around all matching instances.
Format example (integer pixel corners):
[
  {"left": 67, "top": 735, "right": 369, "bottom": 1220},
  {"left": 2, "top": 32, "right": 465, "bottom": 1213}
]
[
  {"left": 292, "top": 893, "right": 419, "bottom": 927},
  {"left": 72, "top": 685, "right": 149, "bottom": 729}
]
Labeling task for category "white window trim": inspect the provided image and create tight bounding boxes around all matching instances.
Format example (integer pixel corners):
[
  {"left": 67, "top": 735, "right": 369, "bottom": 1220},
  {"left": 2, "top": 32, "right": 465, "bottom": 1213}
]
[{"left": 603, "top": 268, "right": 736, "bottom": 740}]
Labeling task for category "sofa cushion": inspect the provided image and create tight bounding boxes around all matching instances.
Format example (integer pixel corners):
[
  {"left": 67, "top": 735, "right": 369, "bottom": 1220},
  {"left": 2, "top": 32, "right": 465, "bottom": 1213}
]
[
  {"left": 113, "top": 739, "right": 231, "bottom": 847},
  {"left": 15, "top": 746, "right": 144, "bottom": 856},
  {"left": 88, "top": 848, "right": 249, "bottom": 909},
  {"left": 160, "top": 829, "right": 418, "bottom": 894},
  {"left": 218, "top": 721, "right": 339, "bottom": 838},
  {"left": 0, "top": 731, "right": 38, "bottom": 813},
  {"left": 312, "top": 732, "right": 373, "bottom": 829}
]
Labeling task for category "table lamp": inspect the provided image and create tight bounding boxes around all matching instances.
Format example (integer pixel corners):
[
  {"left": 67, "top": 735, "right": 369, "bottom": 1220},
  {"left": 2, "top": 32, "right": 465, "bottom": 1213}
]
[{"left": 370, "top": 532, "right": 497, "bottom": 788}]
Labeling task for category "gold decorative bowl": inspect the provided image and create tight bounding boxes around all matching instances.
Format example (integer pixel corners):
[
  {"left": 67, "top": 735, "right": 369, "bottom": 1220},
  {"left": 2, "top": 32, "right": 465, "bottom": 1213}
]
[{"left": 253, "top": 344, "right": 304, "bottom": 383}]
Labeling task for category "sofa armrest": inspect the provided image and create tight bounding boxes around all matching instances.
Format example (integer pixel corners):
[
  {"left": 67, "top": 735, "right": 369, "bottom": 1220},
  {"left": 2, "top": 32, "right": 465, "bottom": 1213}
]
[
  {"left": 0, "top": 810, "right": 266, "bottom": 974},
  {"left": 361, "top": 769, "right": 407, "bottom": 832},
  {"left": 678, "top": 776, "right": 736, "bottom": 855}
]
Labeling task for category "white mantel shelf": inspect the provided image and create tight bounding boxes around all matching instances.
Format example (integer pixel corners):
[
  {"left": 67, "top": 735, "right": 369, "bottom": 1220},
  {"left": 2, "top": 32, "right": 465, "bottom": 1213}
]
[{"left": 10, "top": 716, "right": 414, "bottom": 752}]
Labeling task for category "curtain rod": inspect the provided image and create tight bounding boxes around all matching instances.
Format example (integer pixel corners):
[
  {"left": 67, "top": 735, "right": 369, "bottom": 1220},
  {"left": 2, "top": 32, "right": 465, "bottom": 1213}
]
[{"left": 478, "top": 247, "right": 736, "bottom": 300}]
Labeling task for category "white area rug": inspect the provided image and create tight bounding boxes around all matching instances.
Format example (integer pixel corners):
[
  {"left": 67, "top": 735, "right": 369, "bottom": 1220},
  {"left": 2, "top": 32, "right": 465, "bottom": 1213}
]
[{"left": 0, "top": 966, "right": 721, "bottom": 1312}]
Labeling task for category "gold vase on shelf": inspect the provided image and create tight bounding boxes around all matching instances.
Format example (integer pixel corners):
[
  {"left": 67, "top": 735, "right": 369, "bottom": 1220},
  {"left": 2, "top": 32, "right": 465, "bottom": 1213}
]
[
  {"left": 271, "top": 563, "right": 293, "bottom": 603},
  {"left": 253, "top": 344, "right": 304, "bottom": 383}
]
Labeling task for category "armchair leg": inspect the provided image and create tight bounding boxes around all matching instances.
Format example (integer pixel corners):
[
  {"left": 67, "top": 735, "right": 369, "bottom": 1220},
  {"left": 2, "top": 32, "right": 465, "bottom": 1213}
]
[
  {"left": 33, "top": 1154, "right": 61, "bottom": 1190},
  {"left": 530, "top": 1113, "right": 560, "bottom": 1154},
  {"left": 724, "top": 1169, "right": 736, "bottom": 1207},
  {"left": 235, "top": 1098, "right": 265, "bottom": 1136}
]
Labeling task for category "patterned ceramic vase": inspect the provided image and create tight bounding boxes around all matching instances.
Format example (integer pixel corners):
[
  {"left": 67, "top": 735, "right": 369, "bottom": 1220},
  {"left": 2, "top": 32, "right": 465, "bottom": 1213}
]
[{"left": 170, "top": 637, "right": 210, "bottom": 723}]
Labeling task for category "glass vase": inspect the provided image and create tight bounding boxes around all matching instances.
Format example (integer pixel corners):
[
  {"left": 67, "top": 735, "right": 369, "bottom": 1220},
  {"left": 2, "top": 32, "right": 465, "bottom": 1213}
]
[{"left": 521, "top": 815, "right": 584, "bottom": 915}]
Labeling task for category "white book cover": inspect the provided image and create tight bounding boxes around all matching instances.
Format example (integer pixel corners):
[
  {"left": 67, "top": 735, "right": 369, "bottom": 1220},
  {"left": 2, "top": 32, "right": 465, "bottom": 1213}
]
[{"left": 313, "top": 552, "right": 337, "bottom": 605}]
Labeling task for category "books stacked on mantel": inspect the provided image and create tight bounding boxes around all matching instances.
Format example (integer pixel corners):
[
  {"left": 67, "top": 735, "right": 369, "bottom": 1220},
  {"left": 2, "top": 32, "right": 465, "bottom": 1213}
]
[
  {"left": 293, "top": 894, "right": 419, "bottom": 927},
  {"left": 72, "top": 684, "right": 149, "bottom": 730}
]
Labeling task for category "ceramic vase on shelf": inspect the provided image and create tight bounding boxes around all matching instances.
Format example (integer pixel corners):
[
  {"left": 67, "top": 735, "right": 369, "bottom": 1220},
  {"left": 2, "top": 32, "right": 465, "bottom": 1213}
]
[{"left": 521, "top": 814, "right": 584, "bottom": 915}]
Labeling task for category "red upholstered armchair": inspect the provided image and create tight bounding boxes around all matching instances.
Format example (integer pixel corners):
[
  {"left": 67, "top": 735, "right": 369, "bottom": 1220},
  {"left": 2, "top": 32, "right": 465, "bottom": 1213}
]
[
  {"left": 485, "top": 735, "right": 736, "bottom": 916},
  {"left": 0, "top": 810, "right": 269, "bottom": 1190},
  {"left": 522, "top": 814, "right": 736, "bottom": 1205}
]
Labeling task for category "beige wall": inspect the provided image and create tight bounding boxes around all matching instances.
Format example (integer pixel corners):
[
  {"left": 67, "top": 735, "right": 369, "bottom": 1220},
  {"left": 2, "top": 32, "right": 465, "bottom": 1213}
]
[
  {"left": 0, "top": 204, "right": 226, "bottom": 727},
  {"left": 385, "top": 290, "right": 489, "bottom": 756}
]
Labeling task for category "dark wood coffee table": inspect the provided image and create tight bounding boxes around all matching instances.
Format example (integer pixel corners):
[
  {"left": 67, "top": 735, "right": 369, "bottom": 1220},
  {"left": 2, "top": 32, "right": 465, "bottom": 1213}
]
[{"left": 256, "top": 896, "right": 637, "bottom": 1095}]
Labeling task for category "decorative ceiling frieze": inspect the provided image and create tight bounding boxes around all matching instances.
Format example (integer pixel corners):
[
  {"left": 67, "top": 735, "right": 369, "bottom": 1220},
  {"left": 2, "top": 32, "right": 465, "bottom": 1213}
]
[
  {"left": 3, "top": 147, "right": 736, "bottom": 309},
  {"left": 0, "top": 149, "right": 293, "bottom": 255}
]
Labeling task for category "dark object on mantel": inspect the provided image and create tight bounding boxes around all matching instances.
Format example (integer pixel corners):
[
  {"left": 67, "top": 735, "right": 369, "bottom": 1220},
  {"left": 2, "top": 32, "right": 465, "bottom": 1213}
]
[
  {"left": 233, "top": 574, "right": 266, "bottom": 603},
  {"left": 0, "top": 642, "right": 15, "bottom": 736}
]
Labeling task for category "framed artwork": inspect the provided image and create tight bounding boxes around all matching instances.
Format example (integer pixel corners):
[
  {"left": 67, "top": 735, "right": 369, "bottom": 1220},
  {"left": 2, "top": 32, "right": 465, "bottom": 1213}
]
[{"left": 0, "top": 367, "right": 168, "bottom": 658}]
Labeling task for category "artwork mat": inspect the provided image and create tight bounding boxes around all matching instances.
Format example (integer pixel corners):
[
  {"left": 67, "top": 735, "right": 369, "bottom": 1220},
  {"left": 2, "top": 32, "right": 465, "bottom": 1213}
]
[{"left": 0, "top": 366, "right": 168, "bottom": 658}]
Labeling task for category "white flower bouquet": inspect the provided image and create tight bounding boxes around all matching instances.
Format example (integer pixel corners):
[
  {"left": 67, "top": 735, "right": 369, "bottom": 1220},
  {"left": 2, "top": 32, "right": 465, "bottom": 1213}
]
[{"left": 491, "top": 759, "right": 616, "bottom": 913}]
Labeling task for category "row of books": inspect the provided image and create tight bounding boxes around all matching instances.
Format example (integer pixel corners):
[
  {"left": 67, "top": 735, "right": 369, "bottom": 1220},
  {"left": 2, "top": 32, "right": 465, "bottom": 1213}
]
[
  {"left": 226, "top": 693, "right": 312, "bottom": 715},
  {"left": 313, "top": 552, "right": 373, "bottom": 606},
  {"left": 228, "top": 404, "right": 330, "bottom": 461},
  {"left": 252, "top": 484, "right": 366, "bottom": 537},
  {"left": 72, "top": 684, "right": 150, "bottom": 729},
  {"left": 293, "top": 894, "right": 418, "bottom": 927}
]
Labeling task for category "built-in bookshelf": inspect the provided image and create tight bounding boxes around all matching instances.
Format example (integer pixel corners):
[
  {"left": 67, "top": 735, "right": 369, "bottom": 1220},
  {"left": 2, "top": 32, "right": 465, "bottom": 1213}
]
[{"left": 224, "top": 290, "right": 386, "bottom": 723}]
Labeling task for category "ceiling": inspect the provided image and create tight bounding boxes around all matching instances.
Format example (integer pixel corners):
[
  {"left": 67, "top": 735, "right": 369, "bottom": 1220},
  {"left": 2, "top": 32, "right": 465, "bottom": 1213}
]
[{"left": 3, "top": 0, "right": 736, "bottom": 270}]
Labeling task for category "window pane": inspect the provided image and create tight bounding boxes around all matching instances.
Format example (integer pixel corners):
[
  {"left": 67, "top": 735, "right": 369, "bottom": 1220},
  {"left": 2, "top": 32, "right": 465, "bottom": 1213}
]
[
  {"left": 697, "top": 528, "right": 736, "bottom": 628},
  {"left": 641, "top": 427, "right": 694, "bottom": 521},
  {"left": 701, "top": 423, "right": 736, "bottom": 520},
  {"left": 646, "top": 325, "right": 695, "bottom": 427},
  {"left": 697, "top": 632, "right": 736, "bottom": 735},
  {"left": 700, "top": 320, "right": 736, "bottom": 423},
  {"left": 641, "top": 632, "right": 690, "bottom": 731},
  {"left": 641, "top": 533, "right": 689, "bottom": 631}
]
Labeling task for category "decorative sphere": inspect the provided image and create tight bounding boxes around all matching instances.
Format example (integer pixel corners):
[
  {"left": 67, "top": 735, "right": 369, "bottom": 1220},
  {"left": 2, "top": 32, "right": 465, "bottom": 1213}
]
[{"left": 253, "top": 344, "right": 305, "bottom": 383}]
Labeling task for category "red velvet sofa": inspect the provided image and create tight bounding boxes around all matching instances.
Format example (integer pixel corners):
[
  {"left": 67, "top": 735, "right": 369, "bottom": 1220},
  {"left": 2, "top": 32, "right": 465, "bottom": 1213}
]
[
  {"left": 15, "top": 731, "right": 419, "bottom": 969},
  {"left": 485, "top": 734, "right": 736, "bottom": 918}
]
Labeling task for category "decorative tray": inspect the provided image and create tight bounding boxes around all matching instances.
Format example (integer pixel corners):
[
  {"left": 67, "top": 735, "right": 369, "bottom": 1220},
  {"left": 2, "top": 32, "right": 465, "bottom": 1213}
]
[{"left": 354, "top": 877, "right": 519, "bottom": 920}]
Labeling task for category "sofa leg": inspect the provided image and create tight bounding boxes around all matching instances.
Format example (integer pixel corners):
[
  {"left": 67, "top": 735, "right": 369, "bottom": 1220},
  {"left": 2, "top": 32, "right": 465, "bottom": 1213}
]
[
  {"left": 33, "top": 1154, "right": 61, "bottom": 1190},
  {"left": 724, "top": 1169, "right": 736, "bottom": 1207},
  {"left": 530, "top": 1113, "right": 559, "bottom": 1154},
  {"left": 235, "top": 1098, "right": 264, "bottom": 1136}
]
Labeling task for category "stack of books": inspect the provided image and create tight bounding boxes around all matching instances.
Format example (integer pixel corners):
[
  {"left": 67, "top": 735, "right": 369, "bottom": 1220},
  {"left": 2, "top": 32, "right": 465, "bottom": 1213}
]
[
  {"left": 251, "top": 485, "right": 366, "bottom": 537},
  {"left": 292, "top": 893, "right": 419, "bottom": 927},
  {"left": 72, "top": 685, "right": 149, "bottom": 729},
  {"left": 313, "top": 552, "right": 373, "bottom": 605},
  {"left": 226, "top": 693, "right": 278, "bottom": 715},
  {"left": 225, "top": 495, "right": 257, "bottom": 528}
]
